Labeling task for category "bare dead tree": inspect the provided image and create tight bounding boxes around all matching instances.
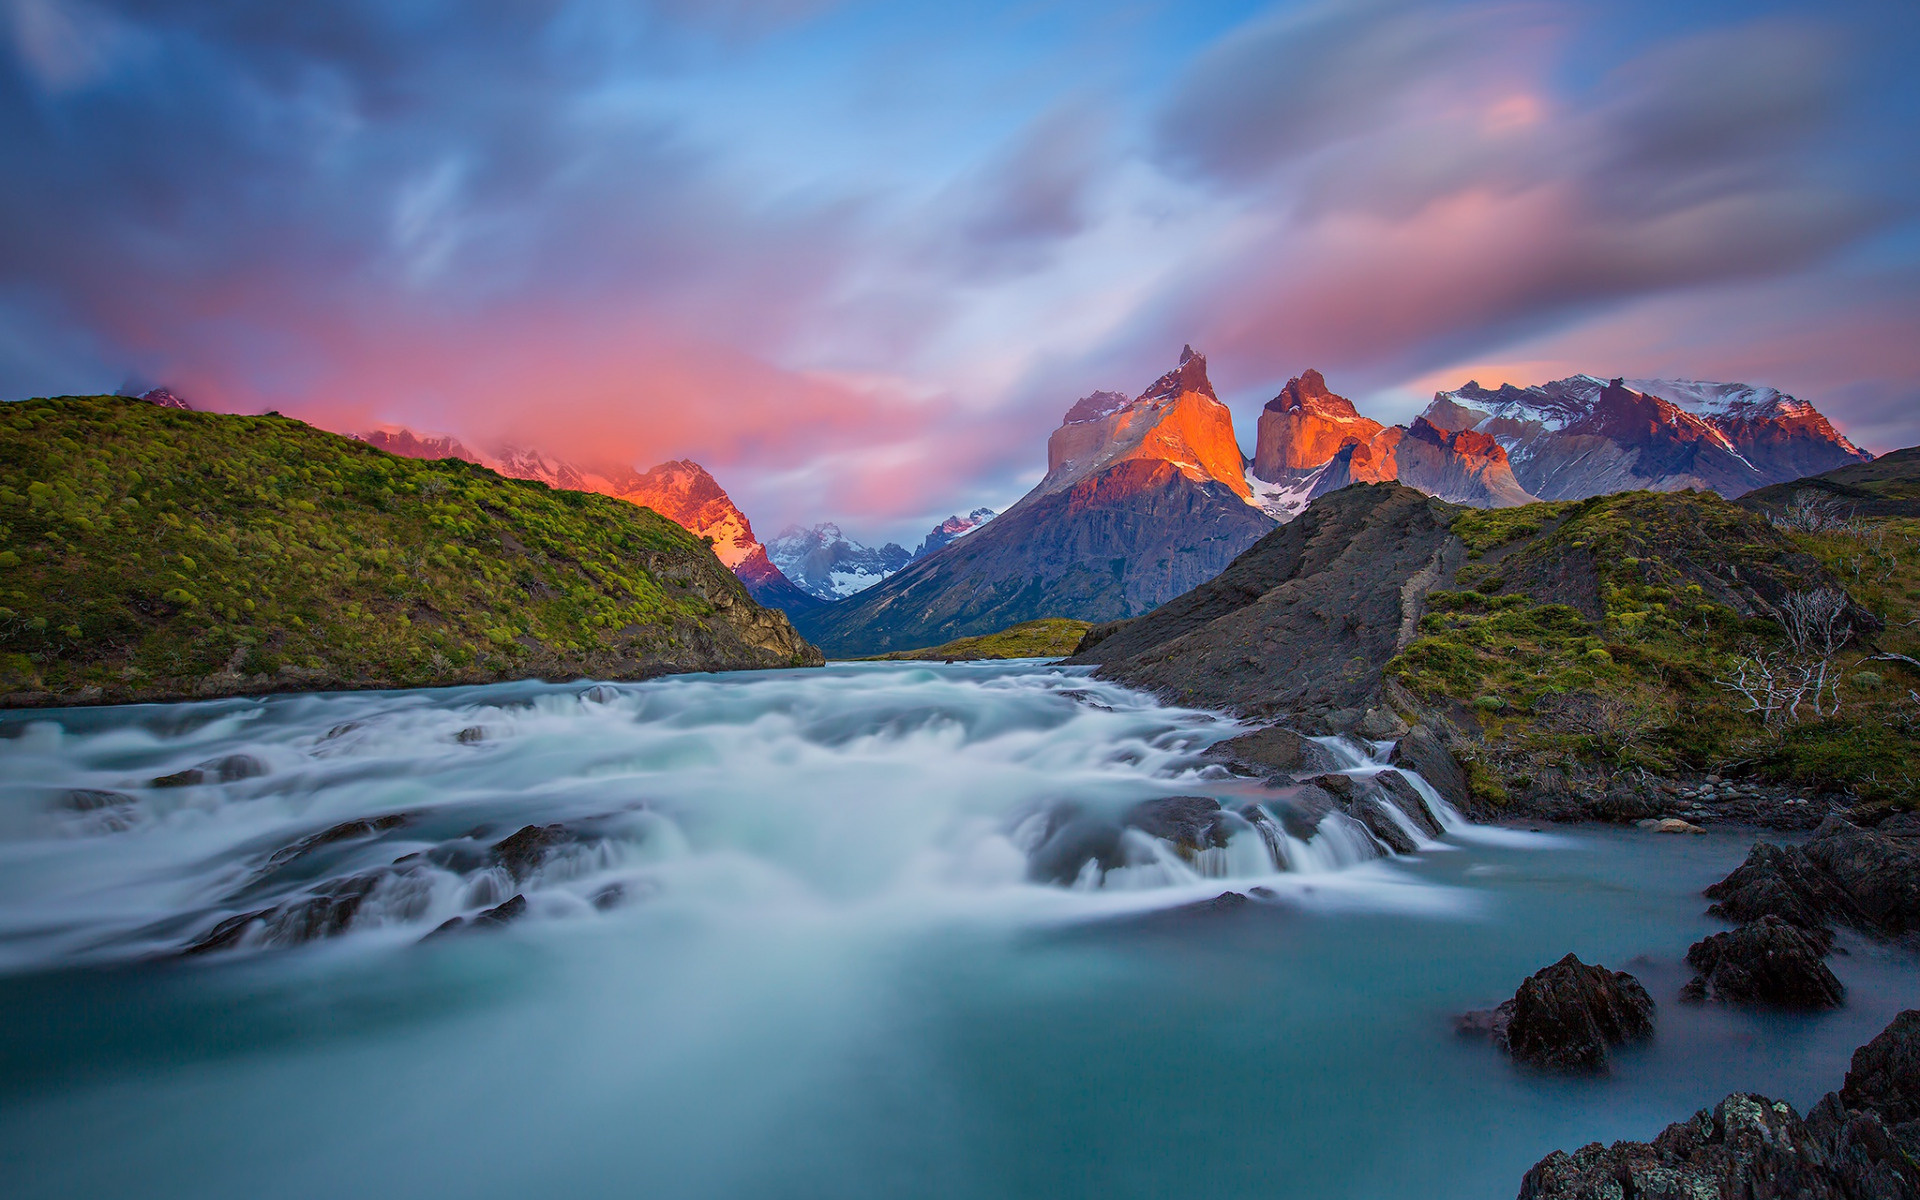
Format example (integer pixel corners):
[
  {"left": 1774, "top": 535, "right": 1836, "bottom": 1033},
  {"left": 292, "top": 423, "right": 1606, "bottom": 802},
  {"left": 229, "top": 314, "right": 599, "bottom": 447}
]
[
  {"left": 1770, "top": 490, "right": 1853, "bottom": 534},
  {"left": 1779, "top": 587, "right": 1854, "bottom": 717}
]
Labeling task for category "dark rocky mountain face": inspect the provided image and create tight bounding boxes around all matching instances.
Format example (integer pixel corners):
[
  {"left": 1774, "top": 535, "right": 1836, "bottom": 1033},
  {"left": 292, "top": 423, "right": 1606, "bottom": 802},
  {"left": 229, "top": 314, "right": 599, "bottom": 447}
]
[
  {"left": 795, "top": 459, "right": 1275, "bottom": 657},
  {"left": 793, "top": 348, "right": 1276, "bottom": 657},
  {"left": 1068, "top": 482, "right": 1460, "bottom": 719}
]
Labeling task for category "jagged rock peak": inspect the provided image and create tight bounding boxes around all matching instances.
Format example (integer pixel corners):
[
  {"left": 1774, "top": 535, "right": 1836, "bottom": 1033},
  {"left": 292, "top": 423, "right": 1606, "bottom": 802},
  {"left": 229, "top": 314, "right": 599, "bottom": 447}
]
[
  {"left": 1140, "top": 345, "right": 1216, "bottom": 403},
  {"left": 1063, "top": 391, "right": 1130, "bottom": 425},
  {"left": 1264, "top": 369, "right": 1366, "bottom": 420},
  {"left": 139, "top": 387, "right": 192, "bottom": 411}
]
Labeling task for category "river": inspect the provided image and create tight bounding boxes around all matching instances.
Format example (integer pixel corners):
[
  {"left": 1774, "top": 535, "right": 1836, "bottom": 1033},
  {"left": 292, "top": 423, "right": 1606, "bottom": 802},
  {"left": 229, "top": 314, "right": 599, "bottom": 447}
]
[{"left": 2, "top": 662, "right": 1915, "bottom": 1198}]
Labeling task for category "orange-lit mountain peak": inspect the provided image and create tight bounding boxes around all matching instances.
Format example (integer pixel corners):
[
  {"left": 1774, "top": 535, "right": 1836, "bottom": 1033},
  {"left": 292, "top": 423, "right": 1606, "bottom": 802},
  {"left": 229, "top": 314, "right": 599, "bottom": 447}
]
[{"left": 1039, "top": 347, "right": 1251, "bottom": 503}]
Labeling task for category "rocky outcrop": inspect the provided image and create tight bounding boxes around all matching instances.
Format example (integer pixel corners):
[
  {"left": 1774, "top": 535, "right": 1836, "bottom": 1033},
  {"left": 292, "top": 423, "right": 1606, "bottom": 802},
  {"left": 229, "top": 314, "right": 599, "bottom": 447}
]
[
  {"left": 1463, "top": 953, "right": 1655, "bottom": 1073},
  {"left": 795, "top": 349, "right": 1277, "bottom": 657},
  {"left": 1519, "top": 1011, "right": 1920, "bottom": 1200},
  {"left": 1251, "top": 369, "right": 1382, "bottom": 480},
  {"left": 1705, "top": 817, "right": 1920, "bottom": 941},
  {"left": 1204, "top": 727, "right": 1342, "bottom": 780},
  {"left": 1069, "top": 482, "right": 1463, "bottom": 719},
  {"left": 1682, "top": 915, "right": 1846, "bottom": 1009}
]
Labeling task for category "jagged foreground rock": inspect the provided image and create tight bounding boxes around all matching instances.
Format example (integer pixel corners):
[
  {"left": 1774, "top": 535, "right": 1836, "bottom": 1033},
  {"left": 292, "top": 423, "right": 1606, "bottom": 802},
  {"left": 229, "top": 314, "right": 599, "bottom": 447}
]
[
  {"left": 1682, "top": 915, "right": 1846, "bottom": 1009},
  {"left": 1519, "top": 1010, "right": 1920, "bottom": 1200},
  {"left": 1460, "top": 953, "right": 1655, "bottom": 1074},
  {"left": 796, "top": 348, "right": 1278, "bottom": 656}
]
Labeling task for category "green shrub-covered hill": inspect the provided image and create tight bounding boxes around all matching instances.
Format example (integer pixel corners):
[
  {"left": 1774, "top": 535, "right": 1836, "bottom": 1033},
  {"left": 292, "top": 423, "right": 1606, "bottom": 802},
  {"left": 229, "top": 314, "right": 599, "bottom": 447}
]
[{"left": 0, "top": 395, "right": 819, "bottom": 706}]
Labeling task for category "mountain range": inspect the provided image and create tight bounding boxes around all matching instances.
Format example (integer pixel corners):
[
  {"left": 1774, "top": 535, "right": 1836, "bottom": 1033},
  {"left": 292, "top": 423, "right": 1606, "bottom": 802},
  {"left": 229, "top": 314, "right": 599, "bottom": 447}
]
[
  {"left": 1250, "top": 370, "right": 1871, "bottom": 513},
  {"left": 766, "top": 509, "right": 999, "bottom": 602},
  {"left": 793, "top": 347, "right": 1279, "bottom": 656},
  {"left": 144, "top": 353, "right": 1870, "bottom": 658}
]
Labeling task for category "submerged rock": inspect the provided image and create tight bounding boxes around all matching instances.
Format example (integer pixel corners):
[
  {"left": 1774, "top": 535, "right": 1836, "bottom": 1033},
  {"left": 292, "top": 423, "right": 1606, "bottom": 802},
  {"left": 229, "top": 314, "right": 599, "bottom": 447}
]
[
  {"left": 184, "top": 869, "right": 407, "bottom": 955},
  {"left": 1519, "top": 1010, "right": 1920, "bottom": 1200},
  {"left": 150, "top": 753, "right": 267, "bottom": 788},
  {"left": 425, "top": 894, "right": 528, "bottom": 940},
  {"left": 1681, "top": 915, "right": 1844, "bottom": 1009},
  {"left": 1467, "top": 952, "right": 1654, "bottom": 1073},
  {"left": 491, "top": 823, "right": 572, "bottom": 880},
  {"left": 264, "top": 813, "right": 411, "bottom": 869}
]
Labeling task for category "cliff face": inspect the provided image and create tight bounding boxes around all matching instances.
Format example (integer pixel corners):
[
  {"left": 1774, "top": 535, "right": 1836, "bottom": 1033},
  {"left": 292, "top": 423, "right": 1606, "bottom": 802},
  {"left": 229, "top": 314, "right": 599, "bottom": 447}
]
[
  {"left": 794, "top": 348, "right": 1275, "bottom": 657},
  {"left": 1251, "top": 369, "right": 1382, "bottom": 479},
  {"left": 0, "top": 396, "right": 821, "bottom": 708},
  {"left": 1250, "top": 372, "right": 1534, "bottom": 512}
]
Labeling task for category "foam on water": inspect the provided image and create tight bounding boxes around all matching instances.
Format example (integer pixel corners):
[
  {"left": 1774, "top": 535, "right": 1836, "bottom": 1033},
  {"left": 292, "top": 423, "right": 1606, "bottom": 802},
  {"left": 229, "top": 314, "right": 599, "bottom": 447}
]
[{"left": 0, "top": 662, "right": 1486, "bottom": 972}]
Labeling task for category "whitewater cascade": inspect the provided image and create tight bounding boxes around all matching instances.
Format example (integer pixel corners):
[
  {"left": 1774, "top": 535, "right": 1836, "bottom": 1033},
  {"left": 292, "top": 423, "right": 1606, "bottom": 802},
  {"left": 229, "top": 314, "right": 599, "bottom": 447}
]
[{"left": 0, "top": 663, "right": 1484, "bottom": 972}]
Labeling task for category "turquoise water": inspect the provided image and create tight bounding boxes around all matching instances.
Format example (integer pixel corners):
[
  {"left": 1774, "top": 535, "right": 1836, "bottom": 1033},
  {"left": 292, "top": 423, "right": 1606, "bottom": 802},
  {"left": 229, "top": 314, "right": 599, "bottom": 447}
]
[{"left": 1, "top": 663, "right": 1914, "bottom": 1199}]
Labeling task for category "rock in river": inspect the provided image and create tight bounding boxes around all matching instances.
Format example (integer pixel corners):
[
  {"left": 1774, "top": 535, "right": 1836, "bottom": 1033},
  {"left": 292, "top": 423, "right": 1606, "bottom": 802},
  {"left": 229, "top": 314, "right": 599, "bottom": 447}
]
[
  {"left": 1519, "top": 1009, "right": 1920, "bottom": 1199},
  {"left": 1464, "top": 952, "right": 1654, "bottom": 1073},
  {"left": 1681, "top": 915, "right": 1845, "bottom": 1009}
]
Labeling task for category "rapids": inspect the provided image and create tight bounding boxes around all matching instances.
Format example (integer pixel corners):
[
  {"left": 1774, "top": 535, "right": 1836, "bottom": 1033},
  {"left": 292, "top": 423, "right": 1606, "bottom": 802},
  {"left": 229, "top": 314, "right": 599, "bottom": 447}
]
[{"left": 2, "top": 662, "right": 1916, "bottom": 1199}]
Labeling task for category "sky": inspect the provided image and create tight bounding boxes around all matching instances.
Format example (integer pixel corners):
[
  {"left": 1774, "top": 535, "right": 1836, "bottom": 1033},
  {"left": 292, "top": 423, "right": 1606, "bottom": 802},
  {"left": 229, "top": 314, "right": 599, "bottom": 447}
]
[{"left": 3, "top": 0, "right": 1918, "bottom": 546}]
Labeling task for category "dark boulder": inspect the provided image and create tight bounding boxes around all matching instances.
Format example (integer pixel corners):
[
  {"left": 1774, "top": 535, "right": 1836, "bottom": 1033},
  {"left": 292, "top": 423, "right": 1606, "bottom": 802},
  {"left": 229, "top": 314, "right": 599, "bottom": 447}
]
[
  {"left": 1376, "top": 769, "right": 1445, "bottom": 840},
  {"left": 1704, "top": 820, "right": 1920, "bottom": 941},
  {"left": 1205, "top": 727, "right": 1339, "bottom": 779},
  {"left": 1519, "top": 1010, "right": 1920, "bottom": 1199},
  {"left": 425, "top": 893, "right": 529, "bottom": 940},
  {"left": 1681, "top": 915, "right": 1844, "bottom": 1009},
  {"left": 1839, "top": 1009, "right": 1920, "bottom": 1132},
  {"left": 1305, "top": 773, "right": 1418, "bottom": 854},
  {"left": 1388, "top": 725, "right": 1470, "bottom": 812},
  {"left": 1124, "top": 796, "right": 1231, "bottom": 853},
  {"left": 1520, "top": 1094, "right": 1862, "bottom": 1200},
  {"left": 1800, "top": 816, "right": 1920, "bottom": 936},
  {"left": 491, "top": 823, "right": 571, "bottom": 880},
  {"left": 1472, "top": 952, "right": 1654, "bottom": 1073}
]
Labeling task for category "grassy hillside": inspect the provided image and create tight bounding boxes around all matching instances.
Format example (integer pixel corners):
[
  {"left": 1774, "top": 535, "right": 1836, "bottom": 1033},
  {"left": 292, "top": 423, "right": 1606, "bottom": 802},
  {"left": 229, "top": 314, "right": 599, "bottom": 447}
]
[
  {"left": 0, "top": 395, "right": 819, "bottom": 706},
  {"left": 863, "top": 618, "right": 1093, "bottom": 661},
  {"left": 1388, "top": 487, "right": 1920, "bottom": 806}
]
